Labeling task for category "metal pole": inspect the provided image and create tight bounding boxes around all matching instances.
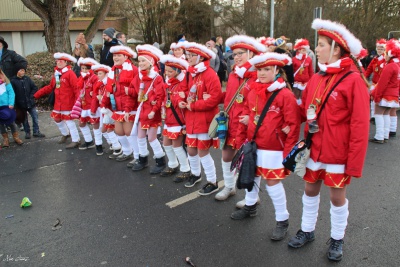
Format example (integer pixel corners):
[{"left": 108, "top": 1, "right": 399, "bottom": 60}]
[
  {"left": 314, "top": 7, "right": 322, "bottom": 71},
  {"left": 270, "top": 0, "right": 274, "bottom": 38}
]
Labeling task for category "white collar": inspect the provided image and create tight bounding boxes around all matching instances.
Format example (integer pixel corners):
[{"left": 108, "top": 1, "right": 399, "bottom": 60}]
[{"left": 139, "top": 67, "right": 158, "bottom": 80}]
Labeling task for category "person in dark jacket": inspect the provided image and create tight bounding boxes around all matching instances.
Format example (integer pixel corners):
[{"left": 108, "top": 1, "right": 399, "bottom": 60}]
[
  {"left": 100, "top": 28, "right": 119, "bottom": 67},
  {"left": 11, "top": 67, "right": 45, "bottom": 139},
  {"left": 0, "top": 36, "right": 28, "bottom": 80}
]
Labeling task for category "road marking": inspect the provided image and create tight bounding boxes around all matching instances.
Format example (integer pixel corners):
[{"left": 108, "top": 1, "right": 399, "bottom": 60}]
[
  {"left": 166, "top": 180, "right": 225, "bottom": 208},
  {"left": 38, "top": 162, "right": 68, "bottom": 169}
]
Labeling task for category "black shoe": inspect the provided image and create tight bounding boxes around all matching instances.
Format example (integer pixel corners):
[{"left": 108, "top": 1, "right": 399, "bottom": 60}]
[
  {"left": 160, "top": 166, "right": 179, "bottom": 177},
  {"left": 25, "top": 132, "right": 31, "bottom": 139},
  {"left": 109, "top": 149, "right": 122, "bottom": 159},
  {"left": 271, "top": 220, "right": 289, "bottom": 241},
  {"left": 173, "top": 171, "right": 191, "bottom": 183},
  {"left": 33, "top": 132, "right": 45, "bottom": 138},
  {"left": 96, "top": 145, "right": 103, "bottom": 156},
  {"left": 369, "top": 138, "right": 384, "bottom": 144},
  {"left": 326, "top": 238, "right": 344, "bottom": 262},
  {"left": 231, "top": 204, "right": 257, "bottom": 220},
  {"left": 79, "top": 141, "right": 95, "bottom": 150},
  {"left": 370, "top": 117, "right": 375, "bottom": 125},
  {"left": 288, "top": 230, "right": 315, "bottom": 248},
  {"left": 198, "top": 182, "right": 219, "bottom": 196},
  {"left": 184, "top": 174, "right": 202, "bottom": 188},
  {"left": 149, "top": 156, "right": 166, "bottom": 174},
  {"left": 132, "top": 155, "right": 148, "bottom": 171},
  {"left": 389, "top": 131, "right": 396, "bottom": 137},
  {"left": 115, "top": 153, "right": 133, "bottom": 162}
]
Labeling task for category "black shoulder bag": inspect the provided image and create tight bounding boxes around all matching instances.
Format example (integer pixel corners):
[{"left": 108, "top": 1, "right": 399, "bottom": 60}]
[
  {"left": 231, "top": 89, "right": 281, "bottom": 191},
  {"left": 282, "top": 71, "right": 353, "bottom": 172}
]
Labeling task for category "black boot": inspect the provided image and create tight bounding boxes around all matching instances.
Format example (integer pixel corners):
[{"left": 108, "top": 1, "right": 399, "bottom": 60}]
[
  {"left": 230, "top": 204, "right": 257, "bottom": 220},
  {"left": 271, "top": 219, "right": 289, "bottom": 241},
  {"left": 149, "top": 156, "right": 166, "bottom": 174},
  {"left": 327, "top": 238, "right": 344, "bottom": 261},
  {"left": 132, "top": 155, "right": 148, "bottom": 171}
]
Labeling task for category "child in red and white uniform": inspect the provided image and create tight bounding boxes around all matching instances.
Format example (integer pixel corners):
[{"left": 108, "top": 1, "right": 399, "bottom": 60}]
[
  {"left": 370, "top": 39, "right": 400, "bottom": 143},
  {"left": 105, "top": 46, "right": 138, "bottom": 161},
  {"left": 129, "top": 44, "right": 166, "bottom": 174},
  {"left": 365, "top": 39, "right": 387, "bottom": 120},
  {"left": 34, "top": 53, "right": 80, "bottom": 148},
  {"left": 179, "top": 42, "right": 222, "bottom": 196},
  {"left": 287, "top": 19, "right": 370, "bottom": 262},
  {"left": 215, "top": 35, "right": 266, "bottom": 202},
  {"left": 292, "top": 38, "right": 314, "bottom": 105},
  {"left": 170, "top": 42, "right": 186, "bottom": 60},
  {"left": 158, "top": 55, "right": 191, "bottom": 181},
  {"left": 73, "top": 57, "right": 99, "bottom": 151},
  {"left": 91, "top": 64, "right": 121, "bottom": 155},
  {"left": 231, "top": 53, "right": 300, "bottom": 241}
]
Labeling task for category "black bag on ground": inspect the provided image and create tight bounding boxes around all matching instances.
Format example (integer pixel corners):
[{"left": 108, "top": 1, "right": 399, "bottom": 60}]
[{"left": 231, "top": 90, "right": 281, "bottom": 191}]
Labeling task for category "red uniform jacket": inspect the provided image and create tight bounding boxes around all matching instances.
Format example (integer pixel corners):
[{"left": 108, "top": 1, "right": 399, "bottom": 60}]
[
  {"left": 163, "top": 74, "right": 187, "bottom": 127},
  {"left": 237, "top": 84, "right": 300, "bottom": 157},
  {"left": 76, "top": 70, "right": 98, "bottom": 110},
  {"left": 128, "top": 68, "right": 165, "bottom": 125},
  {"left": 372, "top": 60, "right": 400, "bottom": 103},
  {"left": 222, "top": 70, "right": 257, "bottom": 149},
  {"left": 365, "top": 56, "right": 385, "bottom": 84},
  {"left": 184, "top": 64, "right": 222, "bottom": 134},
  {"left": 91, "top": 78, "right": 109, "bottom": 113},
  {"left": 300, "top": 66, "right": 370, "bottom": 177},
  {"left": 293, "top": 54, "right": 314, "bottom": 83},
  {"left": 34, "top": 66, "right": 78, "bottom": 111},
  {"left": 104, "top": 60, "right": 138, "bottom": 112}
]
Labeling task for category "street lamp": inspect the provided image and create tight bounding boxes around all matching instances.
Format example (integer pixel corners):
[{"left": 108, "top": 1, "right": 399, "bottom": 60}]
[{"left": 270, "top": 0, "right": 274, "bottom": 38}]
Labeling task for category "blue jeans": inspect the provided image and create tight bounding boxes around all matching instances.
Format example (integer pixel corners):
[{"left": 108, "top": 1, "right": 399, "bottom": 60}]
[{"left": 23, "top": 107, "right": 40, "bottom": 133}]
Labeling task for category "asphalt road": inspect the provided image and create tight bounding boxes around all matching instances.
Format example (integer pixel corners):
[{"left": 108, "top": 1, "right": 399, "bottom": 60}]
[{"left": 1, "top": 112, "right": 399, "bottom": 267}]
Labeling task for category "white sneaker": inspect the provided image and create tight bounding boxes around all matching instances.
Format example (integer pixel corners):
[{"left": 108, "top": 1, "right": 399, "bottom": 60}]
[
  {"left": 215, "top": 187, "right": 236, "bottom": 201},
  {"left": 236, "top": 197, "right": 261, "bottom": 209}
]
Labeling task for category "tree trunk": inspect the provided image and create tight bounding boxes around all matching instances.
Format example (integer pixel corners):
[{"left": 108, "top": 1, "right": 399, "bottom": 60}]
[
  {"left": 84, "top": 0, "right": 114, "bottom": 44},
  {"left": 21, "top": 0, "right": 74, "bottom": 54}
]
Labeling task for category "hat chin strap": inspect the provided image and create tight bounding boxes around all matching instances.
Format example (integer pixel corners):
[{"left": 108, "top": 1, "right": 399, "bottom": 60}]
[{"left": 328, "top": 40, "right": 336, "bottom": 63}]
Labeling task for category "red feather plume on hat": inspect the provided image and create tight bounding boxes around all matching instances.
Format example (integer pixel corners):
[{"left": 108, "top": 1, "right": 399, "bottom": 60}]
[
  {"left": 376, "top": 39, "right": 387, "bottom": 47},
  {"left": 386, "top": 39, "right": 400, "bottom": 58},
  {"left": 294, "top": 38, "right": 310, "bottom": 50}
]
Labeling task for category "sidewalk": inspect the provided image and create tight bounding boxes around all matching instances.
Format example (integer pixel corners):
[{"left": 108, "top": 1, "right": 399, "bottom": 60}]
[{"left": 1, "top": 111, "right": 62, "bottom": 147}]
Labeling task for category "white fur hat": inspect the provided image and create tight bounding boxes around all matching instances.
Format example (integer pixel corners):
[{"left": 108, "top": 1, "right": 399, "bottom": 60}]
[
  {"left": 91, "top": 64, "right": 112, "bottom": 73},
  {"left": 77, "top": 57, "right": 99, "bottom": 67},
  {"left": 312, "top": 18, "right": 362, "bottom": 56},
  {"left": 110, "top": 45, "right": 137, "bottom": 58},
  {"left": 225, "top": 35, "right": 266, "bottom": 54},
  {"left": 160, "top": 54, "right": 189, "bottom": 70},
  {"left": 249, "top": 52, "right": 292, "bottom": 68},
  {"left": 136, "top": 44, "right": 164, "bottom": 63},
  {"left": 181, "top": 42, "right": 216, "bottom": 60},
  {"left": 54, "top": 52, "right": 77, "bottom": 63}
]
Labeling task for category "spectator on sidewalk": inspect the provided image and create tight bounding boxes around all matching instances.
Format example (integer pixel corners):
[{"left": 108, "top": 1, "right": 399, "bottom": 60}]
[
  {"left": 0, "top": 69, "right": 23, "bottom": 147},
  {"left": 11, "top": 67, "right": 45, "bottom": 139},
  {"left": 72, "top": 33, "right": 94, "bottom": 77},
  {"left": 100, "top": 28, "right": 119, "bottom": 67},
  {"left": 116, "top": 32, "right": 127, "bottom": 45},
  {"left": 0, "top": 36, "right": 27, "bottom": 82}
]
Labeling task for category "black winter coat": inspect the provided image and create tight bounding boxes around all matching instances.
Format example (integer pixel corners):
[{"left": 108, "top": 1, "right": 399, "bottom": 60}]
[
  {"left": 10, "top": 75, "right": 38, "bottom": 109},
  {"left": 100, "top": 38, "right": 119, "bottom": 67},
  {"left": 0, "top": 49, "right": 28, "bottom": 79}
]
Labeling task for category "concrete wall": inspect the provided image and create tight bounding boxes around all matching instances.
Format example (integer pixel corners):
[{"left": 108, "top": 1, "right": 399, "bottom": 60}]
[{"left": 0, "top": 31, "right": 105, "bottom": 57}]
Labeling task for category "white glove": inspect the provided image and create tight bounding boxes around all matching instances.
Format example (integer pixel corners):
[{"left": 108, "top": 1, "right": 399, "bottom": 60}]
[{"left": 294, "top": 148, "right": 310, "bottom": 178}]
